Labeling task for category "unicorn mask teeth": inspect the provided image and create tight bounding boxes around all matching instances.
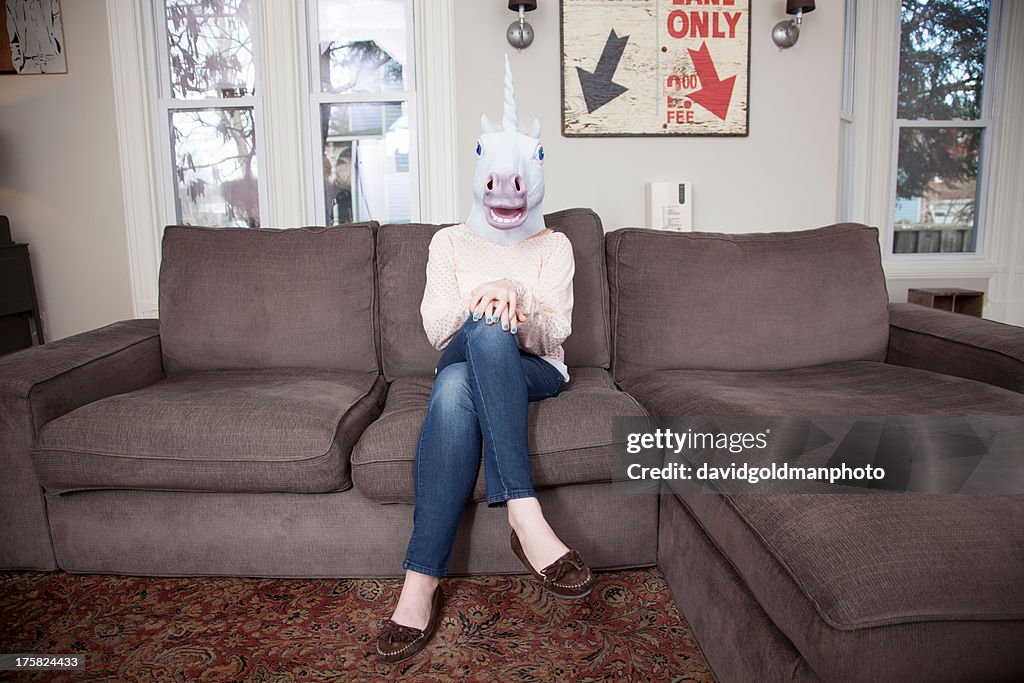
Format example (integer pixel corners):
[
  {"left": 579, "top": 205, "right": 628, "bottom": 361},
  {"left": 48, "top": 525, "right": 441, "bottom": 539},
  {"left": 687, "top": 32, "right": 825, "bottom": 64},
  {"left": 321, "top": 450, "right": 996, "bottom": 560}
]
[{"left": 465, "top": 54, "right": 546, "bottom": 246}]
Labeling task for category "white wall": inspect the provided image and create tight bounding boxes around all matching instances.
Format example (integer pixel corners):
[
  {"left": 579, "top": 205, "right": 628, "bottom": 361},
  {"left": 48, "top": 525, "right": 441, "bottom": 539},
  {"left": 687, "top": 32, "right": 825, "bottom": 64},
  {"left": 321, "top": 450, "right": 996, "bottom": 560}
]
[
  {"left": 0, "top": 1, "right": 133, "bottom": 342},
  {"left": 7, "top": 2, "right": 1016, "bottom": 339},
  {"left": 454, "top": 1, "right": 845, "bottom": 232}
]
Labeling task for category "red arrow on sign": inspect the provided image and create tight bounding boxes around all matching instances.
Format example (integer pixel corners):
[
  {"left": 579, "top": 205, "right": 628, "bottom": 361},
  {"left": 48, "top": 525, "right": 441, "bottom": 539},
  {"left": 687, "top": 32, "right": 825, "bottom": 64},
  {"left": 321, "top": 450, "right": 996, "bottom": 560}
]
[{"left": 686, "top": 42, "right": 736, "bottom": 120}]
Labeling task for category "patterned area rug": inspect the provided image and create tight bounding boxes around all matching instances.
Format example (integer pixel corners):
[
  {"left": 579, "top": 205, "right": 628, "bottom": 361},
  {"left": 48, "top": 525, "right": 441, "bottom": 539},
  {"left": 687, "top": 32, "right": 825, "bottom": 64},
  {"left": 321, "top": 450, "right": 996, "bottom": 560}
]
[{"left": 0, "top": 567, "right": 714, "bottom": 681}]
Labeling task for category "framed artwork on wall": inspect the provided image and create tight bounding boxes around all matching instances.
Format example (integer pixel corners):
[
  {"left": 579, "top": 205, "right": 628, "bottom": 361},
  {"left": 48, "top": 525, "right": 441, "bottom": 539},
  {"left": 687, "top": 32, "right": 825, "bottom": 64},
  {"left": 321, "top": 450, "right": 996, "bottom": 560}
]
[
  {"left": 561, "top": 0, "right": 749, "bottom": 137},
  {"left": 1, "top": 0, "right": 66, "bottom": 74}
]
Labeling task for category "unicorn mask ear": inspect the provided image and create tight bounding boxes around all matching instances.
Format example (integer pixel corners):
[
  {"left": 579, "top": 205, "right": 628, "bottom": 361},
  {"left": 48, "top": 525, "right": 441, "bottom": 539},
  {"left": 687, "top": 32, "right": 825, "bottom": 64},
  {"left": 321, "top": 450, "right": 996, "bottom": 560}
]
[
  {"left": 526, "top": 118, "right": 541, "bottom": 138},
  {"left": 480, "top": 114, "right": 501, "bottom": 134}
]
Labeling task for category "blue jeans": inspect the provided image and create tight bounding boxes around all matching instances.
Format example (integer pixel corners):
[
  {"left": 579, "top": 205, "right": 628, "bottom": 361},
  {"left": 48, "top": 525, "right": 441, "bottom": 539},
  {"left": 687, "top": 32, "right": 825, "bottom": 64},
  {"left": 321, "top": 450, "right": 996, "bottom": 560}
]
[{"left": 402, "top": 318, "right": 566, "bottom": 577}]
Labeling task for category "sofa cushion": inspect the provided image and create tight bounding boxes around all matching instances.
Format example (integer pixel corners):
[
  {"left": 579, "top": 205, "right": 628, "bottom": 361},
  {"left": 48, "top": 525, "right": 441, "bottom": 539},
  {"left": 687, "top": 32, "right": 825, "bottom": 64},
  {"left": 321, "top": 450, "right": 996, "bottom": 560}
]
[
  {"left": 376, "top": 208, "right": 611, "bottom": 381},
  {"left": 32, "top": 369, "right": 386, "bottom": 494},
  {"left": 350, "top": 367, "right": 645, "bottom": 503},
  {"left": 676, "top": 492, "right": 1024, "bottom": 682},
  {"left": 159, "top": 224, "right": 379, "bottom": 375},
  {"left": 606, "top": 224, "right": 890, "bottom": 382},
  {"left": 618, "top": 360, "right": 1024, "bottom": 416}
]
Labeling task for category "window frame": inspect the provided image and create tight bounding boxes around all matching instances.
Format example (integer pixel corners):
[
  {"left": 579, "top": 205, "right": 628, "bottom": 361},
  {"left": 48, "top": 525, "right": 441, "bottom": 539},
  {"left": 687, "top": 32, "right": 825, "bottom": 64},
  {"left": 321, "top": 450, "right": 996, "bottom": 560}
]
[
  {"left": 836, "top": 0, "right": 857, "bottom": 221},
  {"left": 302, "top": 0, "right": 421, "bottom": 226},
  {"left": 882, "top": 0, "right": 1002, "bottom": 261},
  {"left": 146, "top": 0, "right": 272, "bottom": 229}
]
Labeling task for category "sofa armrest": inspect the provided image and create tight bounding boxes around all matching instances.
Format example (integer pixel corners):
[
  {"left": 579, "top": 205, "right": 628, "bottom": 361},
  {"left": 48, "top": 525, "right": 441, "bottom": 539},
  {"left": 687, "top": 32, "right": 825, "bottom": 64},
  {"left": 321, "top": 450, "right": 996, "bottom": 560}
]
[
  {"left": 886, "top": 303, "right": 1024, "bottom": 393},
  {"left": 0, "top": 319, "right": 163, "bottom": 569}
]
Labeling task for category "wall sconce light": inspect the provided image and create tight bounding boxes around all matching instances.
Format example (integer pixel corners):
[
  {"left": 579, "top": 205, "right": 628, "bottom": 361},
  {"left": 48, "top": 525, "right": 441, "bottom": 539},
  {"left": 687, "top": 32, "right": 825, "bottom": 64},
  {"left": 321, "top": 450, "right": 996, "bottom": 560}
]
[
  {"left": 507, "top": 1, "right": 538, "bottom": 50},
  {"left": 772, "top": 0, "right": 815, "bottom": 49}
]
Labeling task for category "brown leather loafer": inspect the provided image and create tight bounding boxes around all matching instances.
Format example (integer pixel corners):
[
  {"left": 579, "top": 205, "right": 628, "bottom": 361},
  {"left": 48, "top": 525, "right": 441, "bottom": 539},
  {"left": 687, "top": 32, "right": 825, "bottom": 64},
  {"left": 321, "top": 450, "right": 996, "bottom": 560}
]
[
  {"left": 511, "top": 530, "right": 594, "bottom": 599},
  {"left": 376, "top": 584, "right": 444, "bottom": 664}
]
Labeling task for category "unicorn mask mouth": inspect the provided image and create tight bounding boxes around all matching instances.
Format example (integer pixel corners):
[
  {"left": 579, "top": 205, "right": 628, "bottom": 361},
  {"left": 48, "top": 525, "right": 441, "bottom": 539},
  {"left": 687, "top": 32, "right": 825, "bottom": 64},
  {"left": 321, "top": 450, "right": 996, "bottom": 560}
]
[
  {"left": 483, "top": 177, "right": 528, "bottom": 227},
  {"left": 487, "top": 205, "right": 527, "bottom": 228}
]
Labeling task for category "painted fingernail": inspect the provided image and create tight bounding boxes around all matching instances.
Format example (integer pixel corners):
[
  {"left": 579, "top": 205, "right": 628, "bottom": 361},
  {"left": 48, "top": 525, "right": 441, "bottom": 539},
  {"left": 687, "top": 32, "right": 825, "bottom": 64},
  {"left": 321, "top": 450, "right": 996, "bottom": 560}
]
[
  {"left": 502, "top": 323, "right": 509, "bottom": 330},
  {"left": 474, "top": 314, "right": 481, "bottom": 320},
  {"left": 511, "top": 327, "right": 517, "bottom": 334}
]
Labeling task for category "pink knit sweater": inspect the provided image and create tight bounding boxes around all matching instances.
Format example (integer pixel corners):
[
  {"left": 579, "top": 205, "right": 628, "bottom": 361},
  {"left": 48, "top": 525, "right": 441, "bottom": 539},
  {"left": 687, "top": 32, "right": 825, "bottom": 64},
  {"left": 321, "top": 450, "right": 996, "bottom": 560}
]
[{"left": 420, "top": 223, "right": 575, "bottom": 380}]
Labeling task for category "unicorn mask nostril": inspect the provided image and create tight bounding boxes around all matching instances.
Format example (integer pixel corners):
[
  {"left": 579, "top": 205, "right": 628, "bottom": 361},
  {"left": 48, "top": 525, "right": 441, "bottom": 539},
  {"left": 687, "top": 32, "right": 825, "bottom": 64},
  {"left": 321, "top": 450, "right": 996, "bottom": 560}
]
[{"left": 484, "top": 174, "right": 526, "bottom": 198}]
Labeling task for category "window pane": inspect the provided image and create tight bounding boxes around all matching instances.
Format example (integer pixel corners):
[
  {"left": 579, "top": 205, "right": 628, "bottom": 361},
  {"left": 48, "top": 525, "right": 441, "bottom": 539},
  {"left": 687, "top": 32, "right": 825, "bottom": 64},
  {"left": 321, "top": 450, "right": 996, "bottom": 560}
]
[
  {"left": 321, "top": 102, "right": 410, "bottom": 224},
  {"left": 165, "top": 0, "right": 256, "bottom": 99},
  {"left": 893, "top": 127, "right": 980, "bottom": 254},
  {"left": 317, "top": 0, "right": 407, "bottom": 94},
  {"left": 170, "top": 108, "right": 260, "bottom": 227},
  {"left": 898, "top": 0, "right": 989, "bottom": 120}
]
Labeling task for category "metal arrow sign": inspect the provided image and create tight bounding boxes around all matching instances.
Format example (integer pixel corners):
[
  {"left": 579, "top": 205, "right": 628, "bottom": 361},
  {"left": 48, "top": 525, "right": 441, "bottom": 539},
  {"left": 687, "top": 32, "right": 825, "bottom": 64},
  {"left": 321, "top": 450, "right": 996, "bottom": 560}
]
[{"left": 575, "top": 29, "right": 629, "bottom": 114}]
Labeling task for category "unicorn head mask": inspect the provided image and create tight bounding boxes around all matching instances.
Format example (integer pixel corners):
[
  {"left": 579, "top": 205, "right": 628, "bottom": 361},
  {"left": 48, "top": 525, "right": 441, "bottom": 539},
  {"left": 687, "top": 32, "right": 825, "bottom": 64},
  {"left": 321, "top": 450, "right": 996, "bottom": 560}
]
[{"left": 466, "top": 55, "right": 546, "bottom": 245}]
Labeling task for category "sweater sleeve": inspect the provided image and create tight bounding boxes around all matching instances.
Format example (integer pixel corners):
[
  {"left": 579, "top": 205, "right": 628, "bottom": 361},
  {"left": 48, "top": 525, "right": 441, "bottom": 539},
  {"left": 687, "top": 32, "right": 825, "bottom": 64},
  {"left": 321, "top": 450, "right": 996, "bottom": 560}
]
[
  {"left": 508, "top": 233, "right": 575, "bottom": 357},
  {"left": 420, "top": 231, "right": 468, "bottom": 350}
]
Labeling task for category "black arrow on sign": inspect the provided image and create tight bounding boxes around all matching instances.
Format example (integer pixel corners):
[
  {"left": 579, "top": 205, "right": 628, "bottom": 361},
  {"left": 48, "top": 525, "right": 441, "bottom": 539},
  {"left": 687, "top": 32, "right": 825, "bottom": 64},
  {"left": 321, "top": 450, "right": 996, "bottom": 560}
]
[{"left": 576, "top": 29, "right": 629, "bottom": 114}]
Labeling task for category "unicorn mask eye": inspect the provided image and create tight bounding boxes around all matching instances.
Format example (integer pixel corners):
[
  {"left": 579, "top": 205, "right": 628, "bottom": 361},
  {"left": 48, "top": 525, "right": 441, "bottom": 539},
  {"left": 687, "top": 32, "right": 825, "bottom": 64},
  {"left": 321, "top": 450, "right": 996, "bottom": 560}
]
[
  {"left": 476, "top": 141, "right": 482, "bottom": 157},
  {"left": 535, "top": 145, "right": 544, "bottom": 162}
]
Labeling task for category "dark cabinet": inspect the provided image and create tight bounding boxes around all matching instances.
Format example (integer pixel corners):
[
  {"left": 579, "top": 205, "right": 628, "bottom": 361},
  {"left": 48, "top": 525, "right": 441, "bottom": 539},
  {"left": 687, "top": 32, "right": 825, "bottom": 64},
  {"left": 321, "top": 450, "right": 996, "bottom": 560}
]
[
  {"left": 0, "top": 242, "right": 44, "bottom": 355},
  {"left": 907, "top": 287, "right": 985, "bottom": 318}
]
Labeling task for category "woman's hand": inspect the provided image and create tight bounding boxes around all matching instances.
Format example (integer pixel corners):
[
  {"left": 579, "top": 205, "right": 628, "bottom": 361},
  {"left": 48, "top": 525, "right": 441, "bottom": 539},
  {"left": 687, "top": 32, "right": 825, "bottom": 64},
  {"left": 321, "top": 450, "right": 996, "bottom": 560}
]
[{"left": 468, "top": 279, "right": 527, "bottom": 334}]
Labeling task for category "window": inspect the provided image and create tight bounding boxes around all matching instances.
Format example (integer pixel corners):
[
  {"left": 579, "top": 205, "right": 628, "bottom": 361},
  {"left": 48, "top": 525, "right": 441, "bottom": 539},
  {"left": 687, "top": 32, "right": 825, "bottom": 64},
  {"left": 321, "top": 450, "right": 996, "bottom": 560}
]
[
  {"left": 890, "top": 0, "right": 993, "bottom": 255},
  {"left": 111, "top": 1, "right": 454, "bottom": 316},
  {"left": 147, "top": 0, "right": 418, "bottom": 229},
  {"left": 308, "top": 0, "right": 416, "bottom": 226},
  {"left": 154, "top": 0, "right": 264, "bottom": 227}
]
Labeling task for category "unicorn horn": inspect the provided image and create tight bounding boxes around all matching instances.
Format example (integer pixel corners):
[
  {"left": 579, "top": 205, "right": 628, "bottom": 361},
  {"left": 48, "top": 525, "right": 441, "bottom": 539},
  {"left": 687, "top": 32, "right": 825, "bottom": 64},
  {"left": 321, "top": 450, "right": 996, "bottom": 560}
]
[{"left": 502, "top": 54, "right": 518, "bottom": 132}]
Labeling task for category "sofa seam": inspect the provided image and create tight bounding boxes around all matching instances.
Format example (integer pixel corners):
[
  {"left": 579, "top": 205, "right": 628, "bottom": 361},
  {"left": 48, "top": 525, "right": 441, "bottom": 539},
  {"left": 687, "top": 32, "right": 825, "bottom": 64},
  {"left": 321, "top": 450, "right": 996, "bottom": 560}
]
[
  {"left": 35, "top": 376, "right": 383, "bottom": 466},
  {"left": 889, "top": 323, "right": 1024, "bottom": 367},
  {"left": 588, "top": 210, "right": 613, "bottom": 370},
  {"left": 358, "top": 476, "right": 628, "bottom": 505},
  {"left": 714, "top": 493, "right": 1024, "bottom": 629},
  {"left": 370, "top": 223, "right": 384, "bottom": 377},
  {"left": 609, "top": 231, "right": 622, "bottom": 382},
  {"left": 613, "top": 223, "right": 874, "bottom": 245},
  {"left": 26, "top": 334, "right": 163, "bottom": 443},
  {"left": 12, "top": 327, "right": 161, "bottom": 401},
  {"left": 33, "top": 445, "right": 347, "bottom": 465},
  {"left": 352, "top": 441, "right": 622, "bottom": 468}
]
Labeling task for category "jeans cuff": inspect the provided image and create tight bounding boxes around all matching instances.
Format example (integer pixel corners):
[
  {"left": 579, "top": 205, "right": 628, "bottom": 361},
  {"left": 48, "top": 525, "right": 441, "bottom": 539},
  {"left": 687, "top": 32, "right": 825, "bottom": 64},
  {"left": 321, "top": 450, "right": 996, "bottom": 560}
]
[
  {"left": 402, "top": 559, "right": 447, "bottom": 578},
  {"left": 486, "top": 488, "right": 537, "bottom": 508}
]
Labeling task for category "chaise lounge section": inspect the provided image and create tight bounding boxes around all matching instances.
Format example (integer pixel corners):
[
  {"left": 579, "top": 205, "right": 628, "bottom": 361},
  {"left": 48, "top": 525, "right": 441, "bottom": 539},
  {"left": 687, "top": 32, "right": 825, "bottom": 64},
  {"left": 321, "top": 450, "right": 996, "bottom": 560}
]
[{"left": 606, "top": 225, "right": 1024, "bottom": 682}]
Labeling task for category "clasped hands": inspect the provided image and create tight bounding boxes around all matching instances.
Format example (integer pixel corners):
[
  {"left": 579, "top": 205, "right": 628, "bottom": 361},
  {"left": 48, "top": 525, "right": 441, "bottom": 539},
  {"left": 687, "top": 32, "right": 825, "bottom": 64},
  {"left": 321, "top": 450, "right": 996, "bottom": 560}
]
[{"left": 467, "top": 279, "right": 527, "bottom": 335}]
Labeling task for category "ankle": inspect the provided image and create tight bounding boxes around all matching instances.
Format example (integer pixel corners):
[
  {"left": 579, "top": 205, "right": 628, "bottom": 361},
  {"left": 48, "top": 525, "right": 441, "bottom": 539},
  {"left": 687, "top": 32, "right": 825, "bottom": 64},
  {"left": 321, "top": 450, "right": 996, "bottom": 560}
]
[
  {"left": 403, "top": 570, "right": 440, "bottom": 592},
  {"left": 507, "top": 497, "right": 543, "bottom": 532}
]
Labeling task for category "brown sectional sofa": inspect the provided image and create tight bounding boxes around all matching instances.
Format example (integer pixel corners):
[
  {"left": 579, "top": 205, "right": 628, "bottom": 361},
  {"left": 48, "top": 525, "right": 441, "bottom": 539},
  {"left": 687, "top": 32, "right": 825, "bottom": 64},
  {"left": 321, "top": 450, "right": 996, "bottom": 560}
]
[{"left": 1, "top": 209, "right": 1022, "bottom": 682}]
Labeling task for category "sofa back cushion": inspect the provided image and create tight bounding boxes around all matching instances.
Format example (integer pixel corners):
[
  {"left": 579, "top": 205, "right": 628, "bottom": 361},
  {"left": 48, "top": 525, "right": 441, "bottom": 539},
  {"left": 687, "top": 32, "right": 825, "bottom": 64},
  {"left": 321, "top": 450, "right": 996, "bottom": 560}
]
[
  {"left": 606, "top": 223, "right": 890, "bottom": 382},
  {"left": 159, "top": 224, "right": 379, "bottom": 375},
  {"left": 377, "top": 208, "right": 611, "bottom": 380}
]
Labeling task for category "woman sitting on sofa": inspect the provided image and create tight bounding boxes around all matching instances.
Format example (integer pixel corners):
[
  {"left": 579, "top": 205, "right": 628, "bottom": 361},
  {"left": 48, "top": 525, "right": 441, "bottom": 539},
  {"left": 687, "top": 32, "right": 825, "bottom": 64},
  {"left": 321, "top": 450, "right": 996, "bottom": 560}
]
[{"left": 375, "top": 57, "right": 592, "bottom": 663}]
